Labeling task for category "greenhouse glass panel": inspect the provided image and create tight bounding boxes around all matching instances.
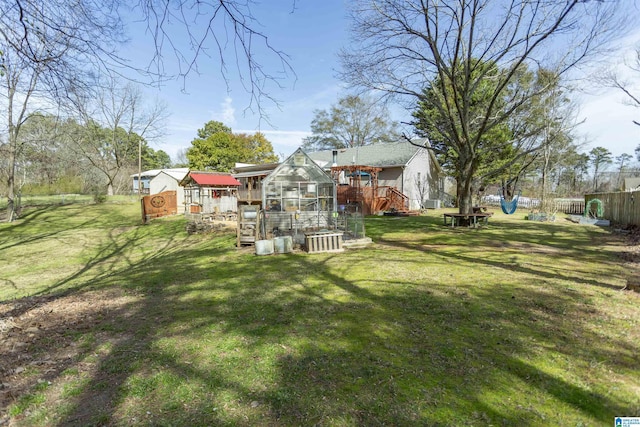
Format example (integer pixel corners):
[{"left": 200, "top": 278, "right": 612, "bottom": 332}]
[{"left": 261, "top": 149, "right": 337, "bottom": 235}]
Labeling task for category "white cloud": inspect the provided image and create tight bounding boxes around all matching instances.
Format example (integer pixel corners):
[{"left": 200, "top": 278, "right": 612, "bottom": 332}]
[{"left": 211, "top": 97, "right": 236, "bottom": 126}]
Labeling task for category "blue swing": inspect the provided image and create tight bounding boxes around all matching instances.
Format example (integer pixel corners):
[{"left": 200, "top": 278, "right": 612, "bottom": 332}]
[{"left": 499, "top": 190, "right": 521, "bottom": 215}]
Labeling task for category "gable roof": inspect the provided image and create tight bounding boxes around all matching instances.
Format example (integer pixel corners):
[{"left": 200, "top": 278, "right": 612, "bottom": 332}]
[
  {"left": 264, "top": 148, "right": 334, "bottom": 184},
  {"left": 153, "top": 169, "right": 189, "bottom": 182},
  {"left": 306, "top": 139, "right": 429, "bottom": 169},
  {"left": 131, "top": 168, "right": 189, "bottom": 179},
  {"left": 232, "top": 162, "right": 279, "bottom": 178},
  {"left": 181, "top": 171, "right": 241, "bottom": 187}
]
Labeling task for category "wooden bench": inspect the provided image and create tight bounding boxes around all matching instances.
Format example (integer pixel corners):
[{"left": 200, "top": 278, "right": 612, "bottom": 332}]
[{"left": 443, "top": 212, "right": 492, "bottom": 228}]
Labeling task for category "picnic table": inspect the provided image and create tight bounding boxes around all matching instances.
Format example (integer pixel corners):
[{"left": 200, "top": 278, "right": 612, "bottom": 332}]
[{"left": 443, "top": 212, "right": 492, "bottom": 228}]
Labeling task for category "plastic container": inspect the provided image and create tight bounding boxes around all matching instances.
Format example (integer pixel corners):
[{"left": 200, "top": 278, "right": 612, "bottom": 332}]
[
  {"left": 243, "top": 210, "right": 257, "bottom": 219},
  {"left": 255, "top": 239, "right": 274, "bottom": 255},
  {"left": 274, "top": 236, "right": 293, "bottom": 254}
]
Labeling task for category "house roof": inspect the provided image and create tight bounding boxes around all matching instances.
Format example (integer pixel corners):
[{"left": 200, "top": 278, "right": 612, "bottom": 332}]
[
  {"left": 181, "top": 171, "right": 241, "bottom": 187},
  {"left": 232, "top": 162, "right": 279, "bottom": 178},
  {"left": 131, "top": 168, "right": 189, "bottom": 180},
  {"left": 306, "top": 139, "right": 429, "bottom": 169},
  {"left": 162, "top": 169, "right": 190, "bottom": 181},
  {"left": 624, "top": 177, "right": 640, "bottom": 190}
]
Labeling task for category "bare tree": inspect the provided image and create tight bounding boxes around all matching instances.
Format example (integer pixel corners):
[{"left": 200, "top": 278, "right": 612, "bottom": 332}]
[
  {"left": 614, "top": 153, "right": 633, "bottom": 190},
  {"left": 70, "top": 79, "right": 168, "bottom": 196},
  {"left": 340, "top": 0, "right": 629, "bottom": 214},
  {"left": 0, "top": 0, "right": 128, "bottom": 220},
  {"left": 136, "top": 0, "right": 295, "bottom": 116},
  {"left": 0, "top": 1, "right": 293, "bottom": 99},
  {"left": 173, "top": 147, "right": 189, "bottom": 168},
  {"left": 536, "top": 86, "right": 583, "bottom": 204},
  {"left": 604, "top": 46, "right": 640, "bottom": 112},
  {"left": 0, "top": 47, "right": 49, "bottom": 221},
  {"left": 589, "top": 146, "right": 613, "bottom": 191},
  {"left": 602, "top": 43, "right": 640, "bottom": 162},
  {"left": 1, "top": 0, "right": 295, "bottom": 219},
  {"left": 302, "top": 94, "right": 399, "bottom": 151}
]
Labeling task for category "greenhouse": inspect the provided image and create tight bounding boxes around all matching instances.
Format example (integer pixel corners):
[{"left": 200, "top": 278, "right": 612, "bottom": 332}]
[{"left": 261, "top": 148, "right": 337, "bottom": 238}]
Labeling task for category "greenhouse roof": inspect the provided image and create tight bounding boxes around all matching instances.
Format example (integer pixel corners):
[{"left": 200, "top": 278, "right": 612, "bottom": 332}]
[{"left": 265, "top": 149, "right": 334, "bottom": 184}]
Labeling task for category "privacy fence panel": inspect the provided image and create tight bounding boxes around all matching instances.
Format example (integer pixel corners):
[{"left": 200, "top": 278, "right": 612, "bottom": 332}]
[{"left": 585, "top": 191, "right": 640, "bottom": 227}]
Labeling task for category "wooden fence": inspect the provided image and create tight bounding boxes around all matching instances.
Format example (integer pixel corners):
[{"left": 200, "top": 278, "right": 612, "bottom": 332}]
[
  {"left": 141, "top": 191, "right": 178, "bottom": 222},
  {"left": 481, "top": 197, "right": 584, "bottom": 214},
  {"left": 585, "top": 191, "right": 640, "bottom": 226},
  {"left": 553, "top": 200, "right": 585, "bottom": 215}
]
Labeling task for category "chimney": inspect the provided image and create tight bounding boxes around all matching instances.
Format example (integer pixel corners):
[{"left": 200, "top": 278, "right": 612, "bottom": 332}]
[{"left": 332, "top": 149, "right": 338, "bottom": 167}]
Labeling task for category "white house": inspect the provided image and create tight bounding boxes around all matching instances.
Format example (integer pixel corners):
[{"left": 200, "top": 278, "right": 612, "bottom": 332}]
[{"left": 307, "top": 140, "right": 444, "bottom": 210}]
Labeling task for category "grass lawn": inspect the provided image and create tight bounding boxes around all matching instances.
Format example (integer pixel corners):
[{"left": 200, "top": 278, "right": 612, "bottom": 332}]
[{"left": 0, "top": 199, "right": 638, "bottom": 426}]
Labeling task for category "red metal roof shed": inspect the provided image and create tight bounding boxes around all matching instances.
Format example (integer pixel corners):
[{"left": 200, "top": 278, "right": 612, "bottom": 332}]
[{"left": 183, "top": 172, "right": 241, "bottom": 187}]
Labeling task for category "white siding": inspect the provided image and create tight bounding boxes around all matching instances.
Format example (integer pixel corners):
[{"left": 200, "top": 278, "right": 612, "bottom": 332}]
[
  {"left": 202, "top": 194, "right": 237, "bottom": 213},
  {"left": 378, "top": 168, "right": 403, "bottom": 189},
  {"left": 403, "top": 149, "right": 435, "bottom": 210},
  {"left": 150, "top": 172, "right": 185, "bottom": 208}
]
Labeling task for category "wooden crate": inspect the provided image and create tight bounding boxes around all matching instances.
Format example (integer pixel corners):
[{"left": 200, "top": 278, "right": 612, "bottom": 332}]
[{"left": 305, "top": 232, "right": 343, "bottom": 253}]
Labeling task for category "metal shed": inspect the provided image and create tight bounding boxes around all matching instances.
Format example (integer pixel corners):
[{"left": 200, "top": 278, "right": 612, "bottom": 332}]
[{"left": 180, "top": 171, "right": 241, "bottom": 214}]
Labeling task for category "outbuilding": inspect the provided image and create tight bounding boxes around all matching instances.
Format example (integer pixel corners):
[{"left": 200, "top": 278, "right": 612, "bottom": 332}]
[
  {"left": 236, "top": 148, "right": 338, "bottom": 247},
  {"left": 180, "top": 171, "right": 241, "bottom": 214},
  {"left": 149, "top": 169, "right": 189, "bottom": 210}
]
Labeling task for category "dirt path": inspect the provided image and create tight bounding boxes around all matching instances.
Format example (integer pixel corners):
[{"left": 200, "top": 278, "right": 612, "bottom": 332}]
[{"left": 0, "top": 290, "right": 140, "bottom": 425}]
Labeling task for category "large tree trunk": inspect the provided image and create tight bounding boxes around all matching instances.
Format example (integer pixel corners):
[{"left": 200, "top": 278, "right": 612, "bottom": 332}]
[
  {"left": 457, "top": 174, "right": 474, "bottom": 215},
  {"left": 455, "top": 156, "right": 476, "bottom": 215}
]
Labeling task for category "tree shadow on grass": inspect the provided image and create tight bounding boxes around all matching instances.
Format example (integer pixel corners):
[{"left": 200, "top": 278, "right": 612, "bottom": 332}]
[
  {"left": 0, "top": 206, "right": 78, "bottom": 250},
  {"left": 253, "top": 254, "right": 634, "bottom": 425},
  {"left": 369, "top": 214, "right": 626, "bottom": 291},
  {"left": 2, "top": 215, "right": 638, "bottom": 425}
]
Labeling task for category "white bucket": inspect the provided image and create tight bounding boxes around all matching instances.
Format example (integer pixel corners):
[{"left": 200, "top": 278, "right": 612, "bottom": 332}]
[
  {"left": 274, "top": 236, "right": 293, "bottom": 254},
  {"left": 243, "top": 210, "right": 257, "bottom": 219},
  {"left": 255, "top": 239, "right": 274, "bottom": 256}
]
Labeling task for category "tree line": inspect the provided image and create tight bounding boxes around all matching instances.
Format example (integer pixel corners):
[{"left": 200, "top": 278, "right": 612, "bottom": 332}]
[
  {"left": 2, "top": 0, "right": 639, "bottom": 221},
  {"left": 0, "top": 0, "right": 292, "bottom": 221},
  {"left": 0, "top": 112, "right": 171, "bottom": 197}
]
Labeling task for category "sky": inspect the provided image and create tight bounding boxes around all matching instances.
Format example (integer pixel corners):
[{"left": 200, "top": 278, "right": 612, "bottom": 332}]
[
  {"left": 122, "top": 1, "right": 640, "bottom": 165},
  {"left": 127, "top": 0, "right": 349, "bottom": 162}
]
